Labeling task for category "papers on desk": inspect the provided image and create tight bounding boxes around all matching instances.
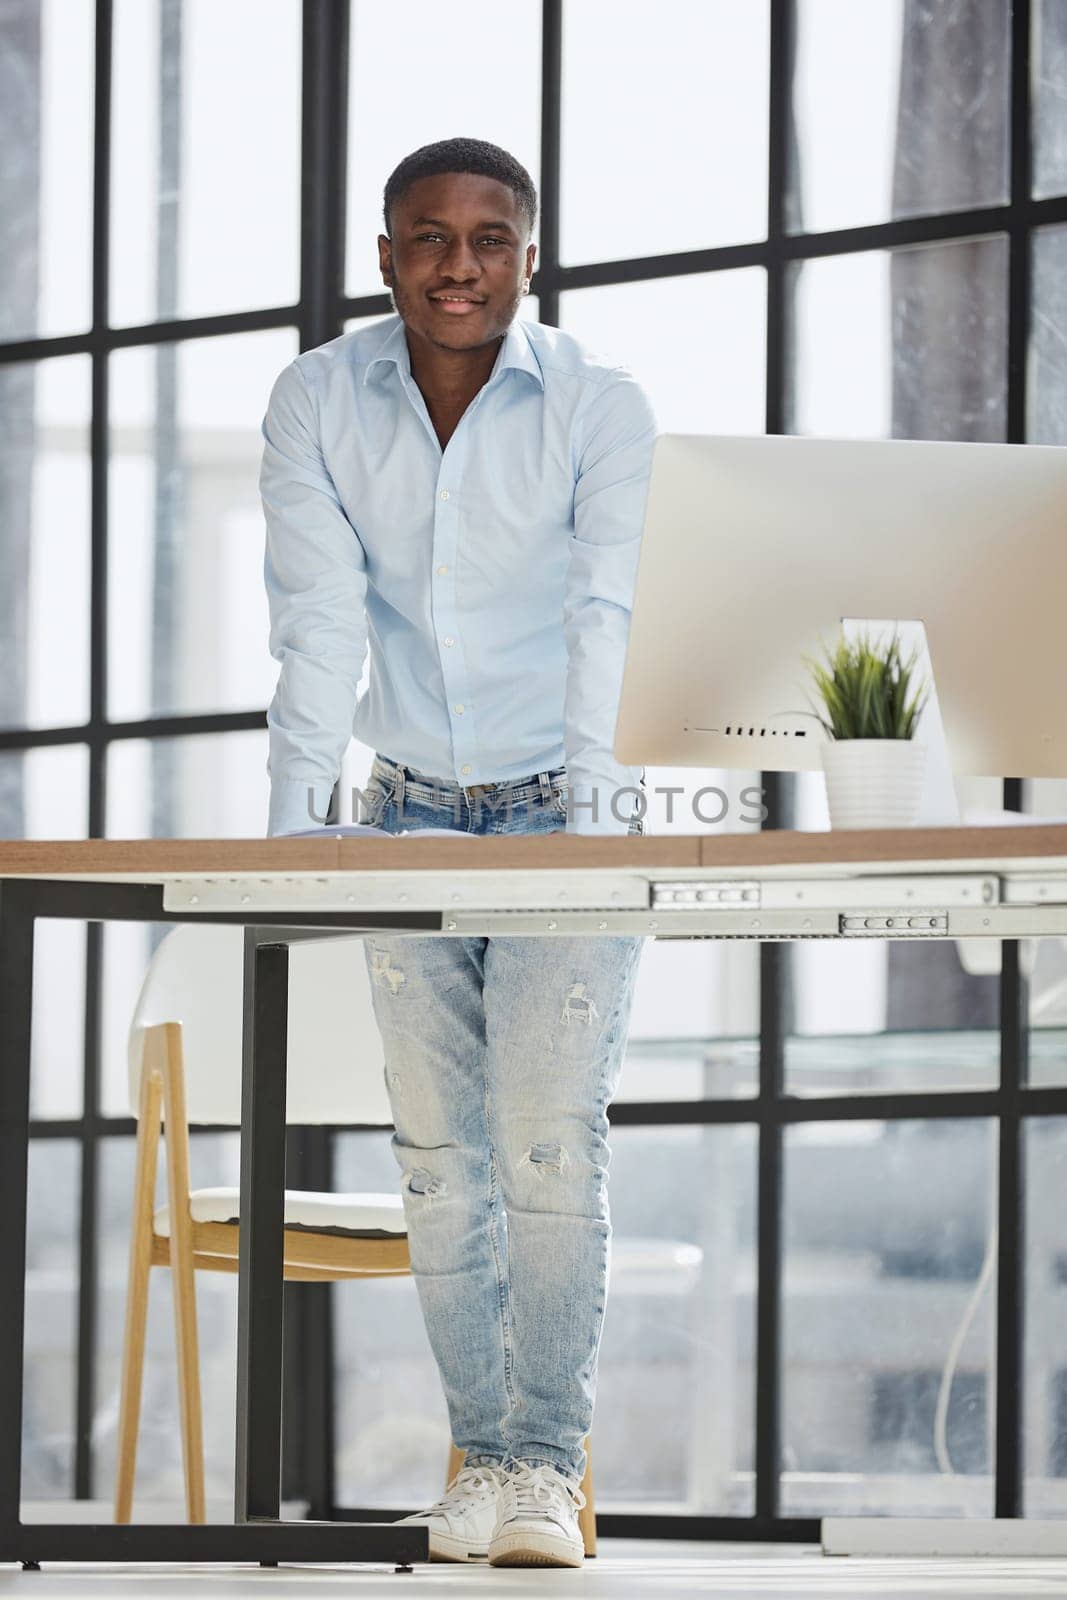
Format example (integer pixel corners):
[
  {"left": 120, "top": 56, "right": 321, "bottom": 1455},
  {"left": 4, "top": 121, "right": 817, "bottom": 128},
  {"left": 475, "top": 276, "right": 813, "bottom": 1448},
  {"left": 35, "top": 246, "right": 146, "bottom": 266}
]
[{"left": 284, "top": 823, "right": 481, "bottom": 839}]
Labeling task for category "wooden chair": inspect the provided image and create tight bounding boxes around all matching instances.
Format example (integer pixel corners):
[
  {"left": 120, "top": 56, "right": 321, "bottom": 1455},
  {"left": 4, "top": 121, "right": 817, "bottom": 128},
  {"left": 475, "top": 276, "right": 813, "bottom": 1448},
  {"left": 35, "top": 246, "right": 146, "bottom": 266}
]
[
  {"left": 113, "top": 923, "right": 597, "bottom": 1554},
  {"left": 114, "top": 924, "right": 411, "bottom": 1524}
]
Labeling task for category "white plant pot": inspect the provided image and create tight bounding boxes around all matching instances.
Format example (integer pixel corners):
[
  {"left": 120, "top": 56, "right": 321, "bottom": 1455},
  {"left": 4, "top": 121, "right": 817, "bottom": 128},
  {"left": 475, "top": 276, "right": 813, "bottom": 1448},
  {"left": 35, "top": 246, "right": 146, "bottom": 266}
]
[{"left": 821, "top": 739, "right": 927, "bottom": 830}]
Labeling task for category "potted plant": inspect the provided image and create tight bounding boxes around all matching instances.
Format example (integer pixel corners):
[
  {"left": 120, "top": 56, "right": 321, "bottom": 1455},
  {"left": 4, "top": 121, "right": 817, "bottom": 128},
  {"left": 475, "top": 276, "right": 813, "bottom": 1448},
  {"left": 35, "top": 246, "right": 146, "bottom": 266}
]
[{"left": 802, "top": 629, "right": 930, "bottom": 829}]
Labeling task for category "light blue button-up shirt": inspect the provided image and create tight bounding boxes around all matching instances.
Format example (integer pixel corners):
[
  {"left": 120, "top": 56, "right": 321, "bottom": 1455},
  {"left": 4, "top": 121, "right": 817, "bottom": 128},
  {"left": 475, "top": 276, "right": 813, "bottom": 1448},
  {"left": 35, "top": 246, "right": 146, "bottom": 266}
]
[{"left": 261, "top": 312, "right": 657, "bottom": 837}]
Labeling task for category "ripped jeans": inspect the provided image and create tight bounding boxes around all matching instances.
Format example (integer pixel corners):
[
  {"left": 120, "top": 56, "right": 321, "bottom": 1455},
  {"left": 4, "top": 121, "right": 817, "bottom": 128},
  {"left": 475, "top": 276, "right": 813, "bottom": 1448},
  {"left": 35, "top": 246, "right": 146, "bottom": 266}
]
[{"left": 359, "top": 753, "right": 645, "bottom": 1485}]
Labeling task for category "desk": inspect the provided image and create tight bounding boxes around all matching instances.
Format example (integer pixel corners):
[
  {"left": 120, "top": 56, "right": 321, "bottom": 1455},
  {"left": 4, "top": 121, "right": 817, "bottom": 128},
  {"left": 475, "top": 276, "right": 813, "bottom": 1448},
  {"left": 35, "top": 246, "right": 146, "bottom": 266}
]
[{"left": 2, "top": 823, "right": 1066, "bottom": 1566}]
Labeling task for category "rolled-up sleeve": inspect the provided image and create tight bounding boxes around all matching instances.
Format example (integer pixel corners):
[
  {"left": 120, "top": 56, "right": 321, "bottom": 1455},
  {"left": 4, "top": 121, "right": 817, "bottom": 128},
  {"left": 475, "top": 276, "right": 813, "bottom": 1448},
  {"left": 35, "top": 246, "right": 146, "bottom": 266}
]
[
  {"left": 564, "top": 369, "right": 657, "bottom": 835},
  {"left": 261, "top": 361, "right": 369, "bottom": 837}
]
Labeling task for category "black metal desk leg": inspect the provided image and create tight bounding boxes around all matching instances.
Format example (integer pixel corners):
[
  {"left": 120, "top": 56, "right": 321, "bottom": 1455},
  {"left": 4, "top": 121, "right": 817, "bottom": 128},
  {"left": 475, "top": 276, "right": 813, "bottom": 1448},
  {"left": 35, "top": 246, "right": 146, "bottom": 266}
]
[
  {"left": 235, "top": 933, "right": 290, "bottom": 1523},
  {"left": 0, "top": 883, "right": 35, "bottom": 1553}
]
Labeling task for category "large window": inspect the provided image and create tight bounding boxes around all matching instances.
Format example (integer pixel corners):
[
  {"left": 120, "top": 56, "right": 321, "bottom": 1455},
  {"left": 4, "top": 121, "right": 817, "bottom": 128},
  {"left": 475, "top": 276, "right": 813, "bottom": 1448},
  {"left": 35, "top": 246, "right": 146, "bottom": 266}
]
[{"left": 3, "top": 0, "right": 1066, "bottom": 1536}]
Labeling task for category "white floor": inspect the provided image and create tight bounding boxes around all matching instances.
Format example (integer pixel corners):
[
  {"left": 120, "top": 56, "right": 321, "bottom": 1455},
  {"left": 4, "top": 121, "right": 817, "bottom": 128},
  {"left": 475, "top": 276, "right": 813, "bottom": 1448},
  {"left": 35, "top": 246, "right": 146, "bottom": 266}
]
[{"left": 4, "top": 1542, "right": 1067, "bottom": 1599}]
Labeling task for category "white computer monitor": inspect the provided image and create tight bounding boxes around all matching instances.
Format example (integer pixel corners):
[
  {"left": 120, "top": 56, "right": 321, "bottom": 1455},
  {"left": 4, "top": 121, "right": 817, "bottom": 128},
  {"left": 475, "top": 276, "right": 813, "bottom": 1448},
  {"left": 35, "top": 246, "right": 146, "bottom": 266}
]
[{"left": 614, "top": 432, "right": 1067, "bottom": 782}]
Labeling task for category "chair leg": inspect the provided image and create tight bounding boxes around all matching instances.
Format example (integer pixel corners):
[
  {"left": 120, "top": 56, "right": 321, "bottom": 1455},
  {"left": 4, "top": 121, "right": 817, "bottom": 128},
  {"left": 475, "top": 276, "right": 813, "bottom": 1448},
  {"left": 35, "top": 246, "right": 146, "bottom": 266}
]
[
  {"left": 114, "top": 1066, "right": 164, "bottom": 1523},
  {"left": 170, "top": 1222, "right": 206, "bottom": 1523},
  {"left": 157, "top": 1022, "right": 207, "bottom": 1523},
  {"left": 445, "top": 1442, "right": 465, "bottom": 1488},
  {"left": 577, "top": 1436, "right": 596, "bottom": 1558}
]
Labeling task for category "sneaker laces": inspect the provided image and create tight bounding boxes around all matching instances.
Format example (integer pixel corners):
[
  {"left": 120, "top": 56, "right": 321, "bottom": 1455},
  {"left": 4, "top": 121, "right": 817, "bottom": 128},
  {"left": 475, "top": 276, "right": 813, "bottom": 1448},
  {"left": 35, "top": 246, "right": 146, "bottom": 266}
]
[
  {"left": 421, "top": 1463, "right": 502, "bottom": 1516},
  {"left": 503, "top": 1460, "right": 586, "bottom": 1517}
]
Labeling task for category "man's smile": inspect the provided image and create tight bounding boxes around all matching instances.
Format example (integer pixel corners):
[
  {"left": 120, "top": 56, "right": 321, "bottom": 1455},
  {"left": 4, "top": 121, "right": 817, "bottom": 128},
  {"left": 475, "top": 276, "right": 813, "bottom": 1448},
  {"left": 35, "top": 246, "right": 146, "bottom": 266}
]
[{"left": 429, "top": 292, "right": 487, "bottom": 315}]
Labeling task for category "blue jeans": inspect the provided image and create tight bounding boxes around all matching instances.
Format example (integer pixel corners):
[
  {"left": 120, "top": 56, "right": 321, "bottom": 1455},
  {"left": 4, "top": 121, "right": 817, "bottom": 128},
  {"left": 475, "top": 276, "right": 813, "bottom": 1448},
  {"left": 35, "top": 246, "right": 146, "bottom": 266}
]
[{"left": 359, "top": 753, "right": 646, "bottom": 1484}]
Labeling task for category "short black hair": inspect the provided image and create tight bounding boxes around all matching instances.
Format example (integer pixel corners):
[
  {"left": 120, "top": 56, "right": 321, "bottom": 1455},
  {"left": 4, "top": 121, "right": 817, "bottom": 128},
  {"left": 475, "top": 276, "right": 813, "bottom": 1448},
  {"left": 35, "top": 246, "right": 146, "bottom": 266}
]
[{"left": 382, "top": 137, "right": 538, "bottom": 237}]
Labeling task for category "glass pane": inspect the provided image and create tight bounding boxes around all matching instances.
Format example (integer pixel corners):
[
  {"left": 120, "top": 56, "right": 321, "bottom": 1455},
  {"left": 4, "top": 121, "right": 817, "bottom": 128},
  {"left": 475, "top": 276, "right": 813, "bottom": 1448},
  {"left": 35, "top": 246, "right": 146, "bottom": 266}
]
[
  {"left": 790, "top": 0, "right": 1010, "bottom": 234},
  {"left": 2, "top": 0, "right": 94, "bottom": 341},
  {"left": 21, "top": 1140, "right": 79, "bottom": 1506},
  {"left": 110, "top": 0, "right": 301, "bottom": 326},
  {"left": 0, "top": 745, "right": 89, "bottom": 838},
  {"left": 1027, "top": 778, "right": 1067, "bottom": 1072},
  {"left": 31, "top": 920, "right": 87, "bottom": 1121},
  {"left": 101, "top": 922, "right": 155, "bottom": 1119},
  {"left": 1033, "top": 0, "right": 1067, "bottom": 199},
  {"left": 786, "top": 893, "right": 1000, "bottom": 1095},
  {"left": 788, "top": 235, "right": 1008, "bottom": 440},
  {"left": 109, "top": 328, "right": 296, "bottom": 721},
  {"left": 561, "top": 1, "right": 768, "bottom": 265},
  {"left": 787, "top": 1024, "right": 1000, "bottom": 1097},
  {"left": 597, "top": 1125, "right": 757, "bottom": 1513},
  {"left": 345, "top": 1, "right": 541, "bottom": 299},
  {"left": 94, "top": 1133, "right": 241, "bottom": 1510},
  {"left": 622, "top": 925, "right": 760, "bottom": 1102},
  {"left": 877, "top": 951, "right": 1002, "bottom": 1071},
  {"left": 559, "top": 271, "right": 766, "bottom": 434},
  {"left": 106, "top": 730, "right": 269, "bottom": 838},
  {"left": 0, "top": 358, "right": 91, "bottom": 732},
  {"left": 618, "top": 1037, "right": 759, "bottom": 1102},
  {"left": 1029, "top": 225, "right": 1067, "bottom": 444},
  {"left": 1031, "top": 1029, "right": 1067, "bottom": 1089},
  {"left": 1024, "top": 1117, "right": 1067, "bottom": 1516},
  {"left": 782, "top": 1117, "right": 997, "bottom": 1517}
]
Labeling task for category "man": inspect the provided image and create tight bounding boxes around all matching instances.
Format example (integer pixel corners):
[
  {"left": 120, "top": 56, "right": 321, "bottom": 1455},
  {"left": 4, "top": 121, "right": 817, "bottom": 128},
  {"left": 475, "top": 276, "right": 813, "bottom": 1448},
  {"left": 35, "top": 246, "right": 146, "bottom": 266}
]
[{"left": 261, "top": 137, "right": 655, "bottom": 1568}]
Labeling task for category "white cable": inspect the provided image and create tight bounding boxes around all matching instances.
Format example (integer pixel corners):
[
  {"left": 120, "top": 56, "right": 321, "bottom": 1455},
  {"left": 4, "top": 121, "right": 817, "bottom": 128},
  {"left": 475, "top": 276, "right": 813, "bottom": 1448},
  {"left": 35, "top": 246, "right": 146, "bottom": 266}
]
[
  {"left": 932, "top": 940, "right": 1064, "bottom": 1473},
  {"left": 933, "top": 1211, "right": 997, "bottom": 1477}
]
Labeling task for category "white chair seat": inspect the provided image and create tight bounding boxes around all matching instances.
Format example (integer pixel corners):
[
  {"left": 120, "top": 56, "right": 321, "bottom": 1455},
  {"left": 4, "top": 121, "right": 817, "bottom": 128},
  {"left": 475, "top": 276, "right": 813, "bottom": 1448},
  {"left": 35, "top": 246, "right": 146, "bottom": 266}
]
[{"left": 153, "top": 1186, "right": 406, "bottom": 1239}]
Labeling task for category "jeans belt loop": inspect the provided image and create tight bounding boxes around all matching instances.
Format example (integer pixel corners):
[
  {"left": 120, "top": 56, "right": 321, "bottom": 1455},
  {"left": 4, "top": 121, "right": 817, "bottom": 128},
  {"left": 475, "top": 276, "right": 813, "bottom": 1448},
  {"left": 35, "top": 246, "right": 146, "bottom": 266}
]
[
  {"left": 537, "top": 770, "right": 552, "bottom": 805},
  {"left": 394, "top": 763, "right": 405, "bottom": 822}
]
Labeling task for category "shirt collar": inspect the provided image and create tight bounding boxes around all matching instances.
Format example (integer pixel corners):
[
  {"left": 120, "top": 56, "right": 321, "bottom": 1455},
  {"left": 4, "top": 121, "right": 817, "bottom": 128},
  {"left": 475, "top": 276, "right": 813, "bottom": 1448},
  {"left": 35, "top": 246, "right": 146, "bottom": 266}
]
[{"left": 362, "top": 314, "right": 544, "bottom": 392}]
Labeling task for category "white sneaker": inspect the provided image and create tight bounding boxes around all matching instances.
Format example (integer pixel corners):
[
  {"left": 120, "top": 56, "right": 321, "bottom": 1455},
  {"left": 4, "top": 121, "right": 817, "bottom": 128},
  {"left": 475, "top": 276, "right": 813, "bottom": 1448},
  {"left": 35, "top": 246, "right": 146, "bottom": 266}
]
[
  {"left": 395, "top": 1462, "right": 505, "bottom": 1562},
  {"left": 488, "top": 1460, "right": 586, "bottom": 1568}
]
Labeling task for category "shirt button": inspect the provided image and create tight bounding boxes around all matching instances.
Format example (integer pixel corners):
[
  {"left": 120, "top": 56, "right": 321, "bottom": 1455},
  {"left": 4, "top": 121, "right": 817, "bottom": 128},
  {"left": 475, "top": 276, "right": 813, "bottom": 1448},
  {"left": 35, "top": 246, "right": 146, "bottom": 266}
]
[
  {"left": 454, "top": 704, "right": 464, "bottom": 714},
  {"left": 443, "top": 636, "right": 454, "bottom": 647},
  {"left": 439, "top": 489, "right": 450, "bottom": 501},
  {"left": 461, "top": 764, "right": 471, "bottom": 775},
  {"left": 437, "top": 564, "right": 448, "bottom": 575}
]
